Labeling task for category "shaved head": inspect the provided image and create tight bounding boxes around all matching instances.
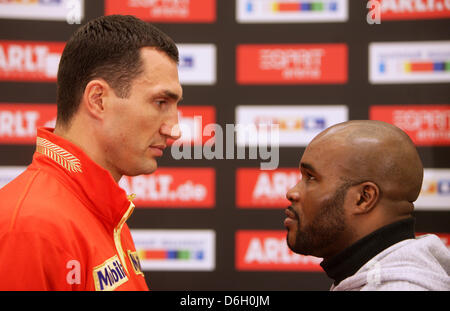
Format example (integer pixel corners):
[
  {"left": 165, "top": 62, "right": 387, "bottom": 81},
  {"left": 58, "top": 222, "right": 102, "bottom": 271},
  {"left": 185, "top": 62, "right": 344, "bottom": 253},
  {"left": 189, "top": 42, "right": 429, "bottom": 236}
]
[
  {"left": 285, "top": 120, "right": 423, "bottom": 259},
  {"left": 311, "top": 120, "right": 423, "bottom": 206}
]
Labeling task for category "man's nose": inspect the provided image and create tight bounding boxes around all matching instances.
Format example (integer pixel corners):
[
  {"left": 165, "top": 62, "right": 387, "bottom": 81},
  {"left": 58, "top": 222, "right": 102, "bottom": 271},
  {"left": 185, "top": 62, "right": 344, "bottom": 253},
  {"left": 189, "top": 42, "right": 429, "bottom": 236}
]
[
  {"left": 286, "top": 184, "right": 300, "bottom": 202},
  {"left": 160, "top": 109, "right": 181, "bottom": 140}
]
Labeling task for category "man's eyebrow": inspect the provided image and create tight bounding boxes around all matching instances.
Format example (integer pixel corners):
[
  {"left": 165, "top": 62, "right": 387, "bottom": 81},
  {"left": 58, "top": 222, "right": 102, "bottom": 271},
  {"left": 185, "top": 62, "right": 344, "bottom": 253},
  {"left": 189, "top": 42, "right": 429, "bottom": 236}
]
[
  {"left": 166, "top": 90, "right": 182, "bottom": 102},
  {"left": 159, "top": 90, "right": 183, "bottom": 102},
  {"left": 300, "top": 162, "right": 318, "bottom": 174}
]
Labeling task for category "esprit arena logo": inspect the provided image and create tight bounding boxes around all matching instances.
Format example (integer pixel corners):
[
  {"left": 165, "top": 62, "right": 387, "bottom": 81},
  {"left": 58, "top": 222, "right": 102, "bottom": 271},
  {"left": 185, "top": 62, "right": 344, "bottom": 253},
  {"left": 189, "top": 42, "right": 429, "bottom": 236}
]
[
  {"left": 237, "top": 43, "right": 348, "bottom": 84},
  {"left": 104, "top": 0, "right": 216, "bottom": 23},
  {"left": 370, "top": 105, "right": 450, "bottom": 146}
]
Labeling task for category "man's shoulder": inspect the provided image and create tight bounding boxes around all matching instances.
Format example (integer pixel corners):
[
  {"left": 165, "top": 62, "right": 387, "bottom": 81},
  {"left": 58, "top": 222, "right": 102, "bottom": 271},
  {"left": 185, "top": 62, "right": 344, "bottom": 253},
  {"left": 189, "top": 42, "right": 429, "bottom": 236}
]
[
  {"left": 363, "top": 235, "right": 450, "bottom": 290},
  {"left": 375, "top": 234, "right": 449, "bottom": 264},
  {"left": 333, "top": 235, "right": 450, "bottom": 291},
  {"left": 0, "top": 166, "right": 90, "bottom": 235}
]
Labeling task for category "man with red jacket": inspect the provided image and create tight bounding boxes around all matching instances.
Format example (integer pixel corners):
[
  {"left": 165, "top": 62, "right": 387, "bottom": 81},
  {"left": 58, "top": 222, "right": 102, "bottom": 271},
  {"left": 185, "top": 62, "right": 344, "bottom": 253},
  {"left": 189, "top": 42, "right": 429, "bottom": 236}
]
[{"left": 0, "top": 15, "right": 182, "bottom": 290}]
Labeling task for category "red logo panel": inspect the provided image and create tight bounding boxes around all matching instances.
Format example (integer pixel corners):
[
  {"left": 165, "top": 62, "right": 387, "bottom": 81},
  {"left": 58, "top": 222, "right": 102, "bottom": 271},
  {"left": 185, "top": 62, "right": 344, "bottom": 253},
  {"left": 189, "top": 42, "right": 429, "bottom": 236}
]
[
  {"left": 236, "top": 168, "right": 300, "bottom": 208},
  {"left": 172, "top": 105, "right": 216, "bottom": 146},
  {"left": 104, "top": 0, "right": 216, "bottom": 23},
  {"left": 236, "top": 44, "right": 348, "bottom": 84},
  {"left": 370, "top": 105, "right": 450, "bottom": 146},
  {"left": 379, "top": 0, "right": 450, "bottom": 20},
  {"left": 0, "top": 41, "right": 65, "bottom": 82},
  {"left": 0, "top": 103, "right": 56, "bottom": 144},
  {"left": 120, "top": 168, "right": 215, "bottom": 208},
  {"left": 235, "top": 230, "right": 322, "bottom": 271}
]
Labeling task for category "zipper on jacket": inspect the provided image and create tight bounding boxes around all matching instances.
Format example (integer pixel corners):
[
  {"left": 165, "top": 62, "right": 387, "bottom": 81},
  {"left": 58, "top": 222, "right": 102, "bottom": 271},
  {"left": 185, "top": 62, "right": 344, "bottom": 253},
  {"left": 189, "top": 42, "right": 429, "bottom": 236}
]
[{"left": 113, "top": 195, "right": 136, "bottom": 275}]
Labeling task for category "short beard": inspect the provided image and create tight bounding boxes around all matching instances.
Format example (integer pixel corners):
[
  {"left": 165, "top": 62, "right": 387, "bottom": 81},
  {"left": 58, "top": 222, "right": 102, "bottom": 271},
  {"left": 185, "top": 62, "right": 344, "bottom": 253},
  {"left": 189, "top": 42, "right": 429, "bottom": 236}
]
[{"left": 287, "top": 181, "right": 352, "bottom": 257}]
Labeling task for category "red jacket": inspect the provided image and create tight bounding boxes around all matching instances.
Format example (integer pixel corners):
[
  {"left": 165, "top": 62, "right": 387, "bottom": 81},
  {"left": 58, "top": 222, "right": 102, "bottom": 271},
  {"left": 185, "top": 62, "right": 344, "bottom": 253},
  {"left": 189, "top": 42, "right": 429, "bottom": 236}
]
[{"left": 0, "top": 128, "right": 149, "bottom": 291}]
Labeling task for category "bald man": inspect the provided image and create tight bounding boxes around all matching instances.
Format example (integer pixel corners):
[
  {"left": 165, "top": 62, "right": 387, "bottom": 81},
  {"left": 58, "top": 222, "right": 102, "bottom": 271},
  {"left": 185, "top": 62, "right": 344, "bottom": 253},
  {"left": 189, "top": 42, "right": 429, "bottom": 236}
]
[{"left": 285, "top": 120, "right": 450, "bottom": 291}]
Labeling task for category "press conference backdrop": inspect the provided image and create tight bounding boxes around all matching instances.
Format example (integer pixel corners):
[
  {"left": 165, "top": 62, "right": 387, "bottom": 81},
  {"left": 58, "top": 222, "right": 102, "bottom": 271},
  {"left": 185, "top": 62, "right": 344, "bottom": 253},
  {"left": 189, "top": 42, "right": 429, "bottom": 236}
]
[{"left": 0, "top": 0, "right": 449, "bottom": 291}]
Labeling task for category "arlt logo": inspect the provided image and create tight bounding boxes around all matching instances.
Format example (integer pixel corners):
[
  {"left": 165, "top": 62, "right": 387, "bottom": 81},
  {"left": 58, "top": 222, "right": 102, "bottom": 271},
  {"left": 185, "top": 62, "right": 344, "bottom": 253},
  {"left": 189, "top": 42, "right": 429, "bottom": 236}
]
[
  {"left": 119, "top": 168, "right": 215, "bottom": 208},
  {"left": 235, "top": 230, "right": 322, "bottom": 271},
  {"left": 0, "top": 41, "right": 64, "bottom": 82},
  {"left": 236, "top": 168, "right": 300, "bottom": 208},
  {"left": 0, "top": 103, "right": 56, "bottom": 144},
  {"left": 378, "top": 0, "right": 450, "bottom": 20}
]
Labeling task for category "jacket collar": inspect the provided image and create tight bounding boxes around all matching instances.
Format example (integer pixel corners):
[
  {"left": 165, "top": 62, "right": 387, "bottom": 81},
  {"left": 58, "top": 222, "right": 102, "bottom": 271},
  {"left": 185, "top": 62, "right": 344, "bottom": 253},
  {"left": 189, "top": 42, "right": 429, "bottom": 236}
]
[{"left": 33, "top": 127, "right": 133, "bottom": 230}]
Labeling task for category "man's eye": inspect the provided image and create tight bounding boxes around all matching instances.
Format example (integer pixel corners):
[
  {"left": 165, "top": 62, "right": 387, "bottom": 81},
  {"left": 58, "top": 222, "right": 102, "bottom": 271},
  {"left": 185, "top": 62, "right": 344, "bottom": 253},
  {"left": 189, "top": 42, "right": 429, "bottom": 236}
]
[
  {"left": 155, "top": 100, "right": 167, "bottom": 106},
  {"left": 304, "top": 173, "right": 315, "bottom": 181}
]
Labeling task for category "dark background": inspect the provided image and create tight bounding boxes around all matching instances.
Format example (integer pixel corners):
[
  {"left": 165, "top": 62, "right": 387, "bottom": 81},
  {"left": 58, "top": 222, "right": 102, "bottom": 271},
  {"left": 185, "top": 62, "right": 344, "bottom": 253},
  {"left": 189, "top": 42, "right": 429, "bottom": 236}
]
[{"left": 0, "top": 0, "right": 449, "bottom": 290}]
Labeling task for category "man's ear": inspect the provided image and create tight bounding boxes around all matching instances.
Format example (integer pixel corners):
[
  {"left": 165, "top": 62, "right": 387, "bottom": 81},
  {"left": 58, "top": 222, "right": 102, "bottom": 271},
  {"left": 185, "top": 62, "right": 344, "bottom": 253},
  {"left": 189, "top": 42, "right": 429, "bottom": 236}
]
[
  {"left": 82, "top": 79, "right": 110, "bottom": 120},
  {"left": 351, "top": 182, "right": 380, "bottom": 215}
]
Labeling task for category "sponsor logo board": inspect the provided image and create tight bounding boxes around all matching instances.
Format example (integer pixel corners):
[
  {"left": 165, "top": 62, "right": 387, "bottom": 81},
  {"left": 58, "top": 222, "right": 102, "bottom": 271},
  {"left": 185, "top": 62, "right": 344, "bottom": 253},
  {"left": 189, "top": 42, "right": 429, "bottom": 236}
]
[
  {"left": 0, "top": 166, "right": 27, "bottom": 189},
  {"left": 236, "top": 230, "right": 322, "bottom": 271},
  {"left": 0, "top": 0, "right": 84, "bottom": 22},
  {"left": 104, "top": 0, "right": 216, "bottom": 23},
  {"left": 237, "top": 43, "right": 348, "bottom": 84},
  {"left": 379, "top": 0, "right": 450, "bottom": 20},
  {"left": 236, "top": 0, "right": 348, "bottom": 23},
  {"left": 131, "top": 229, "right": 215, "bottom": 271},
  {"left": 415, "top": 169, "right": 450, "bottom": 210},
  {"left": 370, "top": 105, "right": 450, "bottom": 146},
  {"left": 178, "top": 44, "right": 216, "bottom": 85},
  {"left": 0, "top": 103, "right": 56, "bottom": 144},
  {"left": 235, "top": 105, "right": 348, "bottom": 146},
  {"left": 236, "top": 168, "right": 300, "bottom": 208},
  {"left": 174, "top": 105, "right": 216, "bottom": 145},
  {"left": 119, "top": 168, "right": 215, "bottom": 208},
  {"left": 369, "top": 41, "right": 450, "bottom": 84},
  {"left": 0, "top": 41, "right": 64, "bottom": 82}
]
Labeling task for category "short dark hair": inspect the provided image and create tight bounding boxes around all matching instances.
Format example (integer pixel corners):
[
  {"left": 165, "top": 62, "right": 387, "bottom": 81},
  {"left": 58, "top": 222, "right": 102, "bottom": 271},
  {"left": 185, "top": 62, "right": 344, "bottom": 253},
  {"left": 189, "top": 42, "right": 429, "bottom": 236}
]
[{"left": 56, "top": 15, "right": 179, "bottom": 126}]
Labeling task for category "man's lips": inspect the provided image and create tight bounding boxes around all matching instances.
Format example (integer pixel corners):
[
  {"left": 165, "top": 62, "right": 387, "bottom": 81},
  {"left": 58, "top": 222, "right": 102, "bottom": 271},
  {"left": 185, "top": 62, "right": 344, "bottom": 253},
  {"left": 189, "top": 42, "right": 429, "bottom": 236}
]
[
  {"left": 149, "top": 145, "right": 166, "bottom": 157},
  {"left": 284, "top": 206, "right": 298, "bottom": 228}
]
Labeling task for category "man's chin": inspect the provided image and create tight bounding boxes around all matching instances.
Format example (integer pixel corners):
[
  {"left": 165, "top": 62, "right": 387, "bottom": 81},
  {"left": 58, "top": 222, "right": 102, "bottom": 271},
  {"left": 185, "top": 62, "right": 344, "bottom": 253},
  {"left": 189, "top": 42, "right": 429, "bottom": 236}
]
[
  {"left": 286, "top": 232, "right": 314, "bottom": 256},
  {"left": 286, "top": 232, "right": 301, "bottom": 254},
  {"left": 123, "top": 162, "right": 158, "bottom": 177}
]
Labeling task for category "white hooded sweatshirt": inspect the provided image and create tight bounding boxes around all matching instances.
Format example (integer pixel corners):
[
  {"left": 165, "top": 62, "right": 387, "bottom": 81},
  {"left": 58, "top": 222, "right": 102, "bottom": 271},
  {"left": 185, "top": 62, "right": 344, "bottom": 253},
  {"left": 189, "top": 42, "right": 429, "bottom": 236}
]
[{"left": 331, "top": 234, "right": 450, "bottom": 291}]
